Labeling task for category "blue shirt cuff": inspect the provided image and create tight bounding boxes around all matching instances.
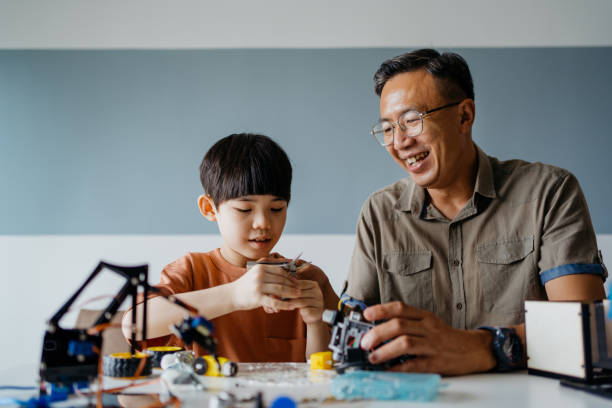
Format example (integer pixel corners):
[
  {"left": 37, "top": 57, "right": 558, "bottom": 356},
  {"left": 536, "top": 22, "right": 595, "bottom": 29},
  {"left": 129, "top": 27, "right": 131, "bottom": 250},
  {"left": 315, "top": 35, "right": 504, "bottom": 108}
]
[{"left": 540, "top": 263, "right": 605, "bottom": 285}]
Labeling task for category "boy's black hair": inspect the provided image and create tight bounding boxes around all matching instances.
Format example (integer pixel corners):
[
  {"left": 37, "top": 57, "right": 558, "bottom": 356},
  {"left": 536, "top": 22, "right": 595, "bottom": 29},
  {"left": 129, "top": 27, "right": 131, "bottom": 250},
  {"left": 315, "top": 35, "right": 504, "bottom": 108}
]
[{"left": 199, "top": 133, "right": 292, "bottom": 205}]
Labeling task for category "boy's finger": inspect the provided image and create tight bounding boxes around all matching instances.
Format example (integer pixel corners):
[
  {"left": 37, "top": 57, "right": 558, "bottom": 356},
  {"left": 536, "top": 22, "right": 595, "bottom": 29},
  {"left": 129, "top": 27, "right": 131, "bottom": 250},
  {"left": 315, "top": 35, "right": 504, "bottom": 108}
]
[
  {"left": 260, "top": 272, "right": 298, "bottom": 287},
  {"left": 259, "top": 264, "right": 298, "bottom": 280},
  {"left": 261, "top": 283, "right": 301, "bottom": 299},
  {"left": 263, "top": 306, "right": 277, "bottom": 313},
  {"left": 262, "top": 296, "right": 296, "bottom": 311},
  {"left": 284, "top": 298, "right": 322, "bottom": 309},
  {"left": 295, "top": 279, "right": 318, "bottom": 289}
]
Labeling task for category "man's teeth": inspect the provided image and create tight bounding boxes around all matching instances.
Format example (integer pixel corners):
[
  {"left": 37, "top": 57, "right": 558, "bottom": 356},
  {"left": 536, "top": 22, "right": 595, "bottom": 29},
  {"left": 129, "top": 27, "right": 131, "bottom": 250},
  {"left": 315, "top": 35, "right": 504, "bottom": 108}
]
[{"left": 407, "top": 152, "right": 429, "bottom": 164}]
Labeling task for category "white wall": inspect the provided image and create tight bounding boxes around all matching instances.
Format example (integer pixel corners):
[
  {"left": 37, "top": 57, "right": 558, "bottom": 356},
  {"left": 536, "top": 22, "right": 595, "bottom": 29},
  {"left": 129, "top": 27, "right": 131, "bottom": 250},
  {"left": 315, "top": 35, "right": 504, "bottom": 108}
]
[
  {"left": 1, "top": 0, "right": 611, "bottom": 48},
  {"left": 1, "top": 234, "right": 611, "bottom": 370},
  {"left": 0, "top": 234, "right": 355, "bottom": 370}
]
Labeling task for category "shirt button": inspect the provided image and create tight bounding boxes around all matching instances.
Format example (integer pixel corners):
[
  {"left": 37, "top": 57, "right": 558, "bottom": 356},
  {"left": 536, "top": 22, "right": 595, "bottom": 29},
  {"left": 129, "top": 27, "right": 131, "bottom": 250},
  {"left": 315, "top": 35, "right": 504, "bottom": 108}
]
[
  {"left": 452, "top": 260, "right": 460, "bottom": 266},
  {"left": 456, "top": 303, "right": 463, "bottom": 310}
]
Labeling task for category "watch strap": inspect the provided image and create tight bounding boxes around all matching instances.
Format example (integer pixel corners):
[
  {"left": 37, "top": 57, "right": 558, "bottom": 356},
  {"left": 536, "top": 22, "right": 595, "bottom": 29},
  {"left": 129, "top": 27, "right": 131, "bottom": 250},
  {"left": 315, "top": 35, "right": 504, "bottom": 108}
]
[{"left": 478, "top": 326, "right": 523, "bottom": 372}]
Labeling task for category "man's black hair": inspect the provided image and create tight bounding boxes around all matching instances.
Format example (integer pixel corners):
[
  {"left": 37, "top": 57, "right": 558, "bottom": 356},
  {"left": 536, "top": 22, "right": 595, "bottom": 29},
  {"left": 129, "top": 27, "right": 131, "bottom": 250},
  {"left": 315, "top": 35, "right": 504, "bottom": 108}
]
[
  {"left": 373, "top": 49, "right": 474, "bottom": 101},
  {"left": 199, "top": 133, "right": 292, "bottom": 205}
]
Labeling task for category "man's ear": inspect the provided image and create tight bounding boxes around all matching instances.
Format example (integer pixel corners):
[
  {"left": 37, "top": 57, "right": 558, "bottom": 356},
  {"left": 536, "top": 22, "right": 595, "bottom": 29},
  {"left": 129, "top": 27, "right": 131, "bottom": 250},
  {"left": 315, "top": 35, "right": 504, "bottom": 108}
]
[
  {"left": 458, "top": 99, "right": 476, "bottom": 131},
  {"left": 198, "top": 195, "right": 217, "bottom": 221},
  {"left": 459, "top": 99, "right": 476, "bottom": 127}
]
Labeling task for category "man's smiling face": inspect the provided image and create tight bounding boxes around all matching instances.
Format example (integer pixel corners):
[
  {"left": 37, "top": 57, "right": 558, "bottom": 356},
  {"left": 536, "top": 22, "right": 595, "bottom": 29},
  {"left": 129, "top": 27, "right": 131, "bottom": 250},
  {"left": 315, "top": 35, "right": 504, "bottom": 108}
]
[{"left": 379, "top": 69, "right": 472, "bottom": 190}]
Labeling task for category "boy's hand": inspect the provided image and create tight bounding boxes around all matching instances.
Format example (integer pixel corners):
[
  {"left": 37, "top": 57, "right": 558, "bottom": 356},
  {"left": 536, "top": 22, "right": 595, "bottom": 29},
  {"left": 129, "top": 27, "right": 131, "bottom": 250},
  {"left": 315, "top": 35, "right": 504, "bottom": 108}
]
[
  {"left": 290, "top": 279, "right": 325, "bottom": 325},
  {"left": 231, "top": 264, "right": 300, "bottom": 312}
]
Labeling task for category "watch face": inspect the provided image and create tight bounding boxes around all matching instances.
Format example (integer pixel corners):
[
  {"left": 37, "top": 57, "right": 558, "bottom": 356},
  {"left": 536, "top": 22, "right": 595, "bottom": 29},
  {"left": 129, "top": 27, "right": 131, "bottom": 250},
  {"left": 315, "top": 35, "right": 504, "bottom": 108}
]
[
  {"left": 503, "top": 336, "right": 514, "bottom": 358},
  {"left": 500, "top": 330, "right": 522, "bottom": 367}
]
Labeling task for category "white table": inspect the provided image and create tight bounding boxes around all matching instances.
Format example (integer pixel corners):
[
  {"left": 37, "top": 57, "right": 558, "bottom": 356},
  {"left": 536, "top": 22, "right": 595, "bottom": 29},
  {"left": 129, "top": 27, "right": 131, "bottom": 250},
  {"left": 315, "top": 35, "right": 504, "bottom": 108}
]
[{"left": 1, "top": 363, "right": 610, "bottom": 407}]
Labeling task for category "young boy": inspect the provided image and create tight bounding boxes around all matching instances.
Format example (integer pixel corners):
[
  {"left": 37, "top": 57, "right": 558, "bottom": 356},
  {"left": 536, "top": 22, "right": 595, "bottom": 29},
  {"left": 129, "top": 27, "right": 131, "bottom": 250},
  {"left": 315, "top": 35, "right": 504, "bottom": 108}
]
[{"left": 122, "top": 133, "right": 338, "bottom": 362}]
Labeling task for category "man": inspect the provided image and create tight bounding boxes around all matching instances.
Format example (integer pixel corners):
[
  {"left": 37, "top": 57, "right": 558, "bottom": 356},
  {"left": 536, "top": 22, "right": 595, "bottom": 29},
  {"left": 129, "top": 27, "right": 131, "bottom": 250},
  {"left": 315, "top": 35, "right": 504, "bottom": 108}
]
[{"left": 345, "top": 49, "right": 607, "bottom": 375}]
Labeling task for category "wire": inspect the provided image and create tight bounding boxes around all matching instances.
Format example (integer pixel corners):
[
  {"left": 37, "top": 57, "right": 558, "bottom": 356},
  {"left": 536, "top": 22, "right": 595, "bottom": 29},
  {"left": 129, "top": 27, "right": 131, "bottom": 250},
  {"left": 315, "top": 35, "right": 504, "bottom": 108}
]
[
  {"left": 0, "top": 386, "right": 37, "bottom": 391},
  {"left": 0, "top": 397, "right": 27, "bottom": 406},
  {"left": 87, "top": 322, "right": 122, "bottom": 335}
]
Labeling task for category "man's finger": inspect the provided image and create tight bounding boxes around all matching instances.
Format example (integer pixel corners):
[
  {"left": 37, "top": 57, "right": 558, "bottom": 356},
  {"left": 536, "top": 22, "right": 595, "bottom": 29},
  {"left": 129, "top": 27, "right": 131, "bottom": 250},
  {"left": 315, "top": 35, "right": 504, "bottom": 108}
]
[
  {"left": 363, "top": 301, "right": 428, "bottom": 322},
  {"left": 388, "top": 357, "right": 435, "bottom": 373},
  {"left": 360, "top": 318, "right": 427, "bottom": 350},
  {"left": 368, "top": 335, "right": 433, "bottom": 364}
]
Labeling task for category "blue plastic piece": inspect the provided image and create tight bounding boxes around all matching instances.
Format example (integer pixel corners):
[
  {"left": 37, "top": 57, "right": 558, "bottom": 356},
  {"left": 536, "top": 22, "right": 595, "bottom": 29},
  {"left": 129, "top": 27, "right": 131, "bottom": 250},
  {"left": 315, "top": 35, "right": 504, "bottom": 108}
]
[
  {"left": 339, "top": 295, "right": 367, "bottom": 311},
  {"left": 67, "top": 340, "right": 94, "bottom": 357},
  {"left": 331, "top": 371, "right": 442, "bottom": 401},
  {"left": 191, "top": 316, "right": 214, "bottom": 332},
  {"left": 270, "top": 396, "right": 296, "bottom": 408}
]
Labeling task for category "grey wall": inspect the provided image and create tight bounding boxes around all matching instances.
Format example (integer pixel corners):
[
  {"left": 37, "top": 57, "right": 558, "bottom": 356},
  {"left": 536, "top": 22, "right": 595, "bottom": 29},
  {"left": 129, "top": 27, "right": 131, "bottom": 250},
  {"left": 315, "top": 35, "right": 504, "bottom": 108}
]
[{"left": 1, "top": 48, "right": 611, "bottom": 234}]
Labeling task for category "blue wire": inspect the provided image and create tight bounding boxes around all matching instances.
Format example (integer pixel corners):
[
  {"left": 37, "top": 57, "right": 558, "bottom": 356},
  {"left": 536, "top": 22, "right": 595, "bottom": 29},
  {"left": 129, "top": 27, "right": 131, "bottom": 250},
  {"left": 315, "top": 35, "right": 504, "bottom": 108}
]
[{"left": 0, "top": 397, "right": 27, "bottom": 406}]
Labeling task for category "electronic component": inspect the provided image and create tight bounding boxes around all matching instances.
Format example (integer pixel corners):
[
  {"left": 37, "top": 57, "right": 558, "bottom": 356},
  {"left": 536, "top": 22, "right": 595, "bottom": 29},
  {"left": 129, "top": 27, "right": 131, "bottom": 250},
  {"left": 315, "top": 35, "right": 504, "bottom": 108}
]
[
  {"left": 310, "top": 351, "right": 333, "bottom": 370},
  {"left": 161, "top": 351, "right": 238, "bottom": 377},
  {"left": 103, "top": 352, "right": 152, "bottom": 378},
  {"left": 323, "top": 296, "right": 411, "bottom": 373},
  {"left": 39, "top": 261, "right": 218, "bottom": 399},
  {"left": 145, "top": 346, "right": 184, "bottom": 368}
]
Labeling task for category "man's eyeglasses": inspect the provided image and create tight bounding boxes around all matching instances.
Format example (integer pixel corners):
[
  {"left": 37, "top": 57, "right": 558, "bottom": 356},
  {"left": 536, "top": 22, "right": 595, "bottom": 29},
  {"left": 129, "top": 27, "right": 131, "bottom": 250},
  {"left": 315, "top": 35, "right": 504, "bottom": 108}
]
[{"left": 371, "top": 101, "right": 462, "bottom": 146}]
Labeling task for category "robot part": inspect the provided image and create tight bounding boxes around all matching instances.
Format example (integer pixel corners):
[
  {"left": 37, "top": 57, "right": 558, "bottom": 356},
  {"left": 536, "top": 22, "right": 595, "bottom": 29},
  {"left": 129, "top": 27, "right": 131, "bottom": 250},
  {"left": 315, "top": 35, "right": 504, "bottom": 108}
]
[
  {"left": 323, "top": 297, "right": 412, "bottom": 374},
  {"left": 161, "top": 351, "right": 238, "bottom": 377}
]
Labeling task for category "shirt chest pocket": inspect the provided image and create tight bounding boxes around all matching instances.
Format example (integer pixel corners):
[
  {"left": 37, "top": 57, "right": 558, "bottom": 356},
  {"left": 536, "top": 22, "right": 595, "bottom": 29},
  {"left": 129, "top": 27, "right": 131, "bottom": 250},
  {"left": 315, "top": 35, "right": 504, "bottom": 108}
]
[
  {"left": 476, "top": 236, "right": 535, "bottom": 315},
  {"left": 381, "top": 251, "right": 433, "bottom": 313}
]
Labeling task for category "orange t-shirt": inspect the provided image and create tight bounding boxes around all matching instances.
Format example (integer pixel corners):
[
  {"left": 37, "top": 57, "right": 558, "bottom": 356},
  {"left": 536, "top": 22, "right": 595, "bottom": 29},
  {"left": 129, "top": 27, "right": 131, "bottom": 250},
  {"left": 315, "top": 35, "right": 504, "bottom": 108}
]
[{"left": 142, "top": 249, "right": 337, "bottom": 362}]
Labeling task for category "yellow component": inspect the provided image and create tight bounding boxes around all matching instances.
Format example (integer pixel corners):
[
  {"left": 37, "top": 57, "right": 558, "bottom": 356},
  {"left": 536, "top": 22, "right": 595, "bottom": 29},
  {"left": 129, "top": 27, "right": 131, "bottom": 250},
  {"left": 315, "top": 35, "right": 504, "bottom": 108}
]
[
  {"left": 109, "top": 352, "right": 148, "bottom": 359},
  {"left": 338, "top": 295, "right": 351, "bottom": 310},
  {"left": 202, "top": 355, "right": 238, "bottom": 377},
  {"left": 310, "top": 351, "right": 334, "bottom": 370},
  {"left": 146, "top": 346, "right": 183, "bottom": 352}
]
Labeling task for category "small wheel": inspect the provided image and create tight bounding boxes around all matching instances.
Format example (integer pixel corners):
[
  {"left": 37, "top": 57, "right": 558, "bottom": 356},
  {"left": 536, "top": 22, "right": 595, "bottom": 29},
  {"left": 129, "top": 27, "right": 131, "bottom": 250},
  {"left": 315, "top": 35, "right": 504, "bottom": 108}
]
[
  {"left": 221, "top": 361, "right": 238, "bottom": 377},
  {"left": 192, "top": 357, "right": 208, "bottom": 375},
  {"left": 144, "top": 346, "right": 183, "bottom": 368},
  {"left": 103, "top": 352, "right": 152, "bottom": 378}
]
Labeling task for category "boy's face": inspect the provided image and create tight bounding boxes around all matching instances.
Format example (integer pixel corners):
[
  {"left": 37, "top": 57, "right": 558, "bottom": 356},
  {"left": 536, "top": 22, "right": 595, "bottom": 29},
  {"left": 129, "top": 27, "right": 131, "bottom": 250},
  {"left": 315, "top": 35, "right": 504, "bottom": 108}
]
[{"left": 200, "top": 194, "right": 288, "bottom": 267}]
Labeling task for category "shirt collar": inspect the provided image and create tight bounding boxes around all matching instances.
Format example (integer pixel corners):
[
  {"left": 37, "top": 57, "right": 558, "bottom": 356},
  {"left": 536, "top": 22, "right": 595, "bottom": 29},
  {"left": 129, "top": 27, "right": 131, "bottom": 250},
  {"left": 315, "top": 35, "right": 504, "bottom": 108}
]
[{"left": 394, "top": 143, "right": 497, "bottom": 215}]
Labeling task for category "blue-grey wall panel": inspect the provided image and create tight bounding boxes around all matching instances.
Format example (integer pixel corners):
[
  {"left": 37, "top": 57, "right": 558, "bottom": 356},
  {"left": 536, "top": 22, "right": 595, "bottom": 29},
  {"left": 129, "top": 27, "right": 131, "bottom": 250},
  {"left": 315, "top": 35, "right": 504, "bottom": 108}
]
[{"left": 1, "top": 48, "right": 611, "bottom": 234}]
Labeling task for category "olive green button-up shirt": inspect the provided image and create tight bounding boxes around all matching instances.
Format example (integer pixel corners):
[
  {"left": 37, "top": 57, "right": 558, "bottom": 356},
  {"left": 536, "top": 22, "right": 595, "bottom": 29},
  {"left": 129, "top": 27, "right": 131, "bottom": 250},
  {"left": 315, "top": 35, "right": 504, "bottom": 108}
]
[{"left": 346, "top": 145, "right": 606, "bottom": 329}]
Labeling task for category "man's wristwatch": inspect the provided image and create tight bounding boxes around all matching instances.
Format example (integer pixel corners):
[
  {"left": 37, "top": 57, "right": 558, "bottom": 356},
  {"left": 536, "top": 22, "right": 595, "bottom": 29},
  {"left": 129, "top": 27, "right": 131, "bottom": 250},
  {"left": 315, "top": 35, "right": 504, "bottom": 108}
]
[{"left": 478, "top": 326, "right": 523, "bottom": 372}]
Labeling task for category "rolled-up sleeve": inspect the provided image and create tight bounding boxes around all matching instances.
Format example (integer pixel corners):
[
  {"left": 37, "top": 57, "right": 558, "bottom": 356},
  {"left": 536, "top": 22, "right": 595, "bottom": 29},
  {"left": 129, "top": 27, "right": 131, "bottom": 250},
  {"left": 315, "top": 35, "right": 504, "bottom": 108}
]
[{"left": 538, "top": 173, "right": 607, "bottom": 285}]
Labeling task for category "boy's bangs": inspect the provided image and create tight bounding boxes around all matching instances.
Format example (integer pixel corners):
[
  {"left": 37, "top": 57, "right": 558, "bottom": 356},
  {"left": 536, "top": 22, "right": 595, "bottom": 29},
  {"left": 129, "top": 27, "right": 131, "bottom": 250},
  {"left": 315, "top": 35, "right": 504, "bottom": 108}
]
[{"left": 219, "top": 155, "right": 291, "bottom": 203}]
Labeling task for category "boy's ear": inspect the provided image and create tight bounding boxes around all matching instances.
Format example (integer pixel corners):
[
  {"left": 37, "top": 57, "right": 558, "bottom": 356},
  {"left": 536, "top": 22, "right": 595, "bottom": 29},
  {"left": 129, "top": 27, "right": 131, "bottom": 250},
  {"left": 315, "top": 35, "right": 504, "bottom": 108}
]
[{"left": 197, "top": 194, "right": 217, "bottom": 221}]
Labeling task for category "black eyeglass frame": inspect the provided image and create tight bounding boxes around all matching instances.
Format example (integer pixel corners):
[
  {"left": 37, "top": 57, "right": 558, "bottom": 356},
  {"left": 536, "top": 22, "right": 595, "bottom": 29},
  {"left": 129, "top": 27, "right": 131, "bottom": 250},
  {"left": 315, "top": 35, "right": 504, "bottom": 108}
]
[{"left": 371, "top": 100, "right": 463, "bottom": 146}]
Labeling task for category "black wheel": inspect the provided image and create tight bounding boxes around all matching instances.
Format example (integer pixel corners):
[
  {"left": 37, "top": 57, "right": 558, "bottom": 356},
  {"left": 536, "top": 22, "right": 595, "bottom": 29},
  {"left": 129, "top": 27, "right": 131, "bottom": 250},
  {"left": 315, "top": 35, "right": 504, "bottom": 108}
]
[
  {"left": 144, "top": 346, "right": 183, "bottom": 368},
  {"left": 103, "top": 353, "right": 152, "bottom": 378},
  {"left": 192, "top": 357, "right": 208, "bottom": 375}
]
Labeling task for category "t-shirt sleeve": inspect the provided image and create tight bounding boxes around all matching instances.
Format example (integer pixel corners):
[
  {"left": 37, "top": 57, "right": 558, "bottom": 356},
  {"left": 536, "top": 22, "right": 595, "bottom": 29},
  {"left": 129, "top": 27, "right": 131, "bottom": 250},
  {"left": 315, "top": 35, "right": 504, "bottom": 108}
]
[
  {"left": 345, "top": 200, "right": 381, "bottom": 306},
  {"left": 538, "top": 173, "right": 608, "bottom": 284}
]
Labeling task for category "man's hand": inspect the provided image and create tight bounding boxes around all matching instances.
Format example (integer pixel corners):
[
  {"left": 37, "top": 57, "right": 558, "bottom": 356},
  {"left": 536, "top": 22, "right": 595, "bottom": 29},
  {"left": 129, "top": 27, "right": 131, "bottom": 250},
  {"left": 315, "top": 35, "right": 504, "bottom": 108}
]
[
  {"left": 360, "top": 301, "right": 496, "bottom": 376},
  {"left": 230, "top": 264, "right": 300, "bottom": 312}
]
